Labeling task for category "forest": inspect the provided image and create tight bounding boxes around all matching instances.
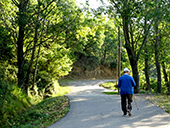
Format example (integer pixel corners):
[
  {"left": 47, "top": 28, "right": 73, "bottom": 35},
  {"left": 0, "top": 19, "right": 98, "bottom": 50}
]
[{"left": 0, "top": 0, "right": 170, "bottom": 127}]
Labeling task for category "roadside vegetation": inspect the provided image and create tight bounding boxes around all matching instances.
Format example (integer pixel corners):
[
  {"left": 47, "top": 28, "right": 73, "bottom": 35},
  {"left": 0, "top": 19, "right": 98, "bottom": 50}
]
[
  {"left": 9, "top": 96, "right": 69, "bottom": 128},
  {"left": 99, "top": 81, "right": 118, "bottom": 90},
  {"left": 145, "top": 95, "right": 170, "bottom": 114},
  {"left": 0, "top": 79, "right": 70, "bottom": 128}
]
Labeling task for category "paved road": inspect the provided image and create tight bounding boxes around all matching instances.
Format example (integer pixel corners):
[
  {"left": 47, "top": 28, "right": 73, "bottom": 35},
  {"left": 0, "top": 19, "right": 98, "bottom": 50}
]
[{"left": 49, "top": 80, "right": 170, "bottom": 128}]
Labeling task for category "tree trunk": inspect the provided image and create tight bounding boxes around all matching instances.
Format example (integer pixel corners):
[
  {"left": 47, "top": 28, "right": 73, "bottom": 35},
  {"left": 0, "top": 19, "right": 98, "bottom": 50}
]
[
  {"left": 155, "top": 0, "right": 161, "bottom": 93},
  {"left": 162, "top": 61, "right": 169, "bottom": 91},
  {"left": 101, "top": 48, "right": 106, "bottom": 64},
  {"left": 144, "top": 53, "right": 151, "bottom": 91},
  {"left": 122, "top": 11, "right": 140, "bottom": 93},
  {"left": 17, "top": 0, "right": 29, "bottom": 92},
  {"left": 128, "top": 56, "right": 139, "bottom": 93},
  {"left": 155, "top": 38, "right": 161, "bottom": 93},
  {"left": 17, "top": 24, "right": 25, "bottom": 90},
  {"left": 112, "top": 0, "right": 152, "bottom": 93},
  {"left": 118, "top": 27, "right": 121, "bottom": 79},
  {"left": 155, "top": 29, "right": 161, "bottom": 93},
  {"left": 33, "top": 45, "right": 41, "bottom": 88},
  {"left": 143, "top": 12, "right": 151, "bottom": 92},
  {"left": 33, "top": 19, "right": 45, "bottom": 89},
  {"left": 117, "top": 26, "right": 121, "bottom": 94},
  {"left": 168, "top": 75, "right": 170, "bottom": 92},
  {"left": 144, "top": 51, "right": 151, "bottom": 92},
  {"left": 25, "top": 27, "right": 37, "bottom": 93}
]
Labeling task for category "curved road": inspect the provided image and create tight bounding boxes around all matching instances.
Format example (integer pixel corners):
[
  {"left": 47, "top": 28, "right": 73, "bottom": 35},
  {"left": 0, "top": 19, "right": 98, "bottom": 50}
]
[{"left": 49, "top": 80, "right": 170, "bottom": 128}]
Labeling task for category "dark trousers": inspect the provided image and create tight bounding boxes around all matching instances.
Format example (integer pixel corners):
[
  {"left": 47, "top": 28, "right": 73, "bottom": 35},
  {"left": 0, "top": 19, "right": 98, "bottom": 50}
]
[{"left": 121, "top": 94, "right": 133, "bottom": 115}]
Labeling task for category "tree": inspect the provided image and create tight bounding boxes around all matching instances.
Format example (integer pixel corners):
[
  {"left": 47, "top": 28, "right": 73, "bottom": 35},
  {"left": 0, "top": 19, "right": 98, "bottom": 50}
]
[
  {"left": 108, "top": 0, "right": 155, "bottom": 93},
  {"left": 1, "top": 0, "right": 82, "bottom": 93}
]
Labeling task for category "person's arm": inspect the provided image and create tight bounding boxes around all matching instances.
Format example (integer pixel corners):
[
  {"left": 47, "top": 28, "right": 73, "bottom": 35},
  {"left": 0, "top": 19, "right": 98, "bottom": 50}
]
[
  {"left": 118, "top": 78, "right": 121, "bottom": 88},
  {"left": 131, "top": 77, "right": 136, "bottom": 87}
]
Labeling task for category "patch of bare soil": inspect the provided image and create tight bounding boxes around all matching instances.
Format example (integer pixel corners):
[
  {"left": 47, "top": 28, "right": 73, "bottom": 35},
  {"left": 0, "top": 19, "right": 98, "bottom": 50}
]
[{"left": 64, "top": 65, "right": 117, "bottom": 80}]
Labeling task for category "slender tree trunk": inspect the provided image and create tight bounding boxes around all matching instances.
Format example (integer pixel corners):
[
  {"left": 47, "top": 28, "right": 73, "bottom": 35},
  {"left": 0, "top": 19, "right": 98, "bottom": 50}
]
[
  {"left": 118, "top": 26, "right": 121, "bottom": 79},
  {"left": 155, "top": 33, "right": 161, "bottom": 93},
  {"left": 155, "top": 0, "right": 161, "bottom": 93},
  {"left": 144, "top": 50, "right": 151, "bottom": 92},
  {"left": 101, "top": 48, "right": 106, "bottom": 64},
  {"left": 168, "top": 76, "right": 170, "bottom": 92},
  {"left": 162, "top": 61, "right": 169, "bottom": 91},
  {"left": 25, "top": 27, "right": 37, "bottom": 93},
  {"left": 117, "top": 26, "right": 121, "bottom": 94},
  {"left": 103, "top": 49, "right": 107, "bottom": 64},
  {"left": 33, "top": 45, "right": 41, "bottom": 88},
  {"left": 144, "top": 16, "right": 151, "bottom": 92},
  {"left": 155, "top": 31, "right": 161, "bottom": 93}
]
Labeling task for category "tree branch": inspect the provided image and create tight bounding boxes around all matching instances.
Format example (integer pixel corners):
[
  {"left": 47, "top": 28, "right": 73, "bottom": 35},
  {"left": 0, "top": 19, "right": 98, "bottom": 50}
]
[
  {"left": 11, "top": 0, "right": 19, "bottom": 7},
  {"left": 136, "top": 20, "right": 153, "bottom": 61}
]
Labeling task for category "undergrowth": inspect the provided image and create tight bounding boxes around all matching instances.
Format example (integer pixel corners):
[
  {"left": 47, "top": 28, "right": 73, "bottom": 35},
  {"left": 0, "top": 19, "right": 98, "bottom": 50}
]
[
  {"left": 5, "top": 96, "right": 70, "bottom": 128},
  {"left": 0, "top": 78, "right": 71, "bottom": 128},
  {"left": 99, "top": 81, "right": 118, "bottom": 90}
]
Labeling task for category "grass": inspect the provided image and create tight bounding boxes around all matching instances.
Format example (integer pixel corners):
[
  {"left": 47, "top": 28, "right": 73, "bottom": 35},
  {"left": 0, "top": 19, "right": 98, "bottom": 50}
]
[
  {"left": 100, "top": 81, "right": 119, "bottom": 95},
  {"left": 6, "top": 96, "right": 70, "bottom": 128},
  {"left": 99, "top": 81, "right": 118, "bottom": 90},
  {"left": 103, "top": 92, "right": 118, "bottom": 95},
  {"left": 2, "top": 80, "right": 71, "bottom": 128},
  {"left": 145, "top": 94, "right": 170, "bottom": 114}
]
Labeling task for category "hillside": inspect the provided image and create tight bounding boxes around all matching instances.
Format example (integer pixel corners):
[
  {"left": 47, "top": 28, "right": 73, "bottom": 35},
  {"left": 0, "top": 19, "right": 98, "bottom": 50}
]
[{"left": 64, "top": 53, "right": 117, "bottom": 80}]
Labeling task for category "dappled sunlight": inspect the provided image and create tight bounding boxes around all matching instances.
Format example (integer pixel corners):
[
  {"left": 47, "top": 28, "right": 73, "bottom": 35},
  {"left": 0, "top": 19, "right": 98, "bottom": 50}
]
[
  {"left": 82, "top": 115, "right": 100, "bottom": 121},
  {"left": 67, "top": 79, "right": 116, "bottom": 96},
  {"left": 71, "top": 97, "right": 88, "bottom": 102},
  {"left": 49, "top": 80, "right": 170, "bottom": 128}
]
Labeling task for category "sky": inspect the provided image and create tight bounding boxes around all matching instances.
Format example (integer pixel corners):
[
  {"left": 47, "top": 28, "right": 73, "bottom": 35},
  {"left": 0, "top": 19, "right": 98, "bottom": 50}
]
[{"left": 76, "top": 0, "right": 104, "bottom": 9}]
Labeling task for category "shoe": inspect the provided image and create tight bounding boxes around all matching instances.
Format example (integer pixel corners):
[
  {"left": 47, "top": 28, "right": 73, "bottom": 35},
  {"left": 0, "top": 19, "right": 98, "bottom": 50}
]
[
  {"left": 127, "top": 110, "right": 132, "bottom": 116},
  {"left": 123, "top": 114, "right": 128, "bottom": 117}
]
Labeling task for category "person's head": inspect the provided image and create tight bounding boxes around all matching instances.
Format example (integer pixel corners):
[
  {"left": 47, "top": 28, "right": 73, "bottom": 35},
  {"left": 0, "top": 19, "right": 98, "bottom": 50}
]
[{"left": 123, "top": 68, "right": 130, "bottom": 75}]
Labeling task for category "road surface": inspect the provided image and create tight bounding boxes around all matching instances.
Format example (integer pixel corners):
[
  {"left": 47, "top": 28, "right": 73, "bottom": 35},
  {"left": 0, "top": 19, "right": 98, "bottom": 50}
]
[{"left": 49, "top": 80, "right": 170, "bottom": 128}]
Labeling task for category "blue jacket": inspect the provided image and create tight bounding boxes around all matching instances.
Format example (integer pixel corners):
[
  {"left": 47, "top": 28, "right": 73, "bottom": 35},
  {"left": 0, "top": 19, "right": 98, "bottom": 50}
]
[{"left": 118, "top": 74, "right": 136, "bottom": 95}]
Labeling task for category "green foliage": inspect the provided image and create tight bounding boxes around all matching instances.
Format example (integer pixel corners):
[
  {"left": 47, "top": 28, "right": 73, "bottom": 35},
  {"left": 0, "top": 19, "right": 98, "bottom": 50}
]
[
  {"left": 100, "top": 81, "right": 118, "bottom": 90},
  {"left": 1, "top": 96, "right": 69, "bottom": 128},
  {"left": 100, "top": 20, "right": 118, "bottom": 65},
  {"left": 0, "top": 77, "right": 70, "bottom": 127},
  {"left": 40, "top": 44, "right": 73, "bottom": 79},
  {"left": 28, "top": 43, "right": 73, "bottom": 96},
  {"left": 0, "top": 26, "right": 14, "bottom": 61},
  {"left": 110, "top": 61, "right": 117, "bottom": 68},
  {"left": 121, "top": 48, "right": 131, "bottom": 72},
  {"left": 0, "top": 68, "right": 31, "bottom": 127},
  {"left": 103, "top": 91, "right": 118, "bottom": 95},
  {"left": 74, "top": 52, "right": 100, "bottom": 71}
]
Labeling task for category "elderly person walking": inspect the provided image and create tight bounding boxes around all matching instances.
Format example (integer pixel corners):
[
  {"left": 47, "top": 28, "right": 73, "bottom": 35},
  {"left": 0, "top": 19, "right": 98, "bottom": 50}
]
[{"left": 118, "top": 68, "right": 136, "bottom": 116}]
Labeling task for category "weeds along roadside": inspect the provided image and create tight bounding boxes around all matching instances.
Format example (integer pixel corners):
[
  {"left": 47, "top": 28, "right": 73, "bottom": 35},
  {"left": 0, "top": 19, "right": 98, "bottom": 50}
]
[{"left": 0, "top": 79, "right": 71, "bottom": 128}]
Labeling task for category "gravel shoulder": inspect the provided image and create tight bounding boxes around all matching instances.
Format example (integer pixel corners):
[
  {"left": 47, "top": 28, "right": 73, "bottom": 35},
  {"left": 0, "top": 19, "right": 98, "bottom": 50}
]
[{"left": 49, "top": 80, "right": 170, "bottom": 128}]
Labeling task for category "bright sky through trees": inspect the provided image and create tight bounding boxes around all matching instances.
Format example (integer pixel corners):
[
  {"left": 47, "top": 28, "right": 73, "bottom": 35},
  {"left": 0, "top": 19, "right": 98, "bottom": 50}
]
[{"left": 76, "top": 0, "right": 103, "bottom": 9}]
